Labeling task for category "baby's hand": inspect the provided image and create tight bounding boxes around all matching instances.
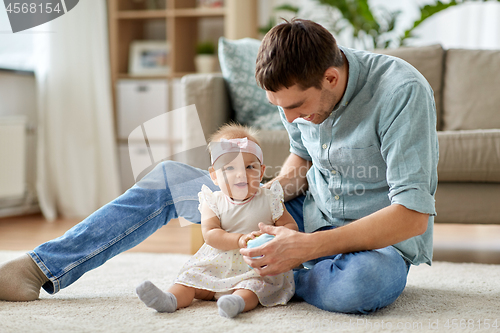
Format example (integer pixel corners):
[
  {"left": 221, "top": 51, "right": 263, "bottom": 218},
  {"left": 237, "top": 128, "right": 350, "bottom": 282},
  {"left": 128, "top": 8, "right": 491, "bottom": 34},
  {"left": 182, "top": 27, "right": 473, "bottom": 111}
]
[{"left": 238, "top": 231, "right": 263, "bottom": 248}]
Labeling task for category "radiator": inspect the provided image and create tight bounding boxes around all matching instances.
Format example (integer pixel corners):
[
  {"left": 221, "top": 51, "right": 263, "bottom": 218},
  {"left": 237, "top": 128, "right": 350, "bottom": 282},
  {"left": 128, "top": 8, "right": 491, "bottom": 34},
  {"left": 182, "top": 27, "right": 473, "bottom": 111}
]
[{"left": 0, "top": 116, "right": 26, "bottom": 201}]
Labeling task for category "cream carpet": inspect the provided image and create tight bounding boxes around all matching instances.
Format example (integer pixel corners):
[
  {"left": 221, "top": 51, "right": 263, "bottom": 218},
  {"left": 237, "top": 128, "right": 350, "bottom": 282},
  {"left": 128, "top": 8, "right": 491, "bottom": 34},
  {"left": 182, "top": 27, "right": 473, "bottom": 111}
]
[{"left": 1, "top": 251, "right": 499, "bottom": 333}]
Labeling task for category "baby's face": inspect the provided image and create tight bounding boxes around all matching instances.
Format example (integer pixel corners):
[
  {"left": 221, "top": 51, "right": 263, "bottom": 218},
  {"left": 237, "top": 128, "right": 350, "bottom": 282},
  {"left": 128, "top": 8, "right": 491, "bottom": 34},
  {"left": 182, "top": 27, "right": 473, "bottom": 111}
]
[{"left": 211, "top": 152, "right": 265, "bottom": 201}]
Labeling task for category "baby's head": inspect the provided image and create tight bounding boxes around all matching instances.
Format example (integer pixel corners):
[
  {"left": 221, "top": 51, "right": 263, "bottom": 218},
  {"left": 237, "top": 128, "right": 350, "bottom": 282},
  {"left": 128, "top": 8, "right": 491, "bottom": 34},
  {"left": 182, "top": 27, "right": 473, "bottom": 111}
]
[{"left": 208, "top": 123, "right": 265, "bottom": 201}]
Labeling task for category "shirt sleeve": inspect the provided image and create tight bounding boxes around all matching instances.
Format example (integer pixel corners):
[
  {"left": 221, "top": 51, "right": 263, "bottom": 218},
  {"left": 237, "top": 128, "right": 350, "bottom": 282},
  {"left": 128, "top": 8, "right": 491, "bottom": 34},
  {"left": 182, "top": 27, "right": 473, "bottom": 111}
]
[
  {"left": 278, "top": 107, "right": 312, "bottom": 161},
  {"left": 379, "top": 80, "right": 439, "bottom": 216}
]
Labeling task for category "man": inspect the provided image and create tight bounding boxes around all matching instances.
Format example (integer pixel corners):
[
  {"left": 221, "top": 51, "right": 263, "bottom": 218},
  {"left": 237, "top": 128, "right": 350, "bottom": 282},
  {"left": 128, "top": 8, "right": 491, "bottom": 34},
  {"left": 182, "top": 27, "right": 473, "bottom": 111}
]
[
  {"left": 240, "top": 19, "right": 438, "bottom": 313},
  {"left": 0, "top": 19, "right": 438, "bottom": 314}
]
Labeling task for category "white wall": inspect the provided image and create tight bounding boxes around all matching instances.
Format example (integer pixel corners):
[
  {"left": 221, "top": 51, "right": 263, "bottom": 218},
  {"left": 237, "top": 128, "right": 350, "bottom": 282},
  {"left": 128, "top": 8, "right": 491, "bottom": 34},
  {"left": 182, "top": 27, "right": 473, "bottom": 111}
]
[
  {"left": 0, "top": 71, "right": 38, "bottom": 215},
  {"left": 370, "top": 0, "right": 500, "bottom": 49},
  {"left": 409, "top": 1, "right": 500, "bottom": 49}
]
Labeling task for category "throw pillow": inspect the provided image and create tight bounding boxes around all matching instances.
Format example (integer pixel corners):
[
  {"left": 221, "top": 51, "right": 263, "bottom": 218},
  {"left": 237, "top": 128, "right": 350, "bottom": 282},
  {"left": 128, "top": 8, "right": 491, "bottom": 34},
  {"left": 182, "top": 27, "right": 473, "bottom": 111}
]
[{"left": 218, "top": 37, "right": 284, "bottom": 130}]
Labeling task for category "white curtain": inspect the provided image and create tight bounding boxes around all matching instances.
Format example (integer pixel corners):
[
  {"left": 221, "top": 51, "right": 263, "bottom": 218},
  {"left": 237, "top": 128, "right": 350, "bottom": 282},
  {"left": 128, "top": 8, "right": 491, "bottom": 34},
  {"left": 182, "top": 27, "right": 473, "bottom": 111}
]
[
  {"left": 261, "top": 0, "right": 500, "bottom": 50},
  {"left": 409, "top": 1, "right": 500, "bottom": 49},
  {"left": 367, "top": 0, "right": 500, "bottom": 50},
  {"left": 35, "top": 0, "right": 120, "bottom": 220}
]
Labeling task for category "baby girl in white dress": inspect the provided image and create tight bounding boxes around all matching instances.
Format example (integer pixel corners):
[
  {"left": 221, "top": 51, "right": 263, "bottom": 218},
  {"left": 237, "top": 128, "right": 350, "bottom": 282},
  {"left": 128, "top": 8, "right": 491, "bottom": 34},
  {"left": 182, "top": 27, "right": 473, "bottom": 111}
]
[{"left": 136, "top": 123, "right": 298, "bottom": 318}]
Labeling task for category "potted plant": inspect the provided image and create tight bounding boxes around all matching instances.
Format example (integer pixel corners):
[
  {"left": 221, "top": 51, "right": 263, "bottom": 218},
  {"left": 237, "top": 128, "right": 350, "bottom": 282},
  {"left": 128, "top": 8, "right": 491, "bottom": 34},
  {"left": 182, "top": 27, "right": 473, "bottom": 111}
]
[{"left": 195, "top": 40, "right": 216, "bottom": 73}]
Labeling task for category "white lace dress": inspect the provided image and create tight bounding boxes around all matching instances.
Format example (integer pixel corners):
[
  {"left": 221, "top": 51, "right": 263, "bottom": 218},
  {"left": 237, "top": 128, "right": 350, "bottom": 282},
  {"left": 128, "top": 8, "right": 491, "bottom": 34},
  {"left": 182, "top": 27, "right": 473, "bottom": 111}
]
[{"left": 174, "top": 181, "right": 295, "bottom": 307}]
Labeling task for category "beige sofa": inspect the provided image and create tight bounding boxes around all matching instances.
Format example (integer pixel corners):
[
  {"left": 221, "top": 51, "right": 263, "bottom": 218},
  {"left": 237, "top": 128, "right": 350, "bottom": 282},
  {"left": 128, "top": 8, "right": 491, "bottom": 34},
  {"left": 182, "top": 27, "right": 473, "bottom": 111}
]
[{"left": 180, "top": 44, "right": 500, "bottom": 224}]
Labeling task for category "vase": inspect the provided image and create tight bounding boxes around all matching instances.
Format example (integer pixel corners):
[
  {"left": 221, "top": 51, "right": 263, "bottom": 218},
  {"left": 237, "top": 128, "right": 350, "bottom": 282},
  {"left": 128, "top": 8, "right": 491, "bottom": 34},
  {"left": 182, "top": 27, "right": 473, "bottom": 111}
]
[{"left": 195, "top": 55, "right": 216, "bottom": 73}]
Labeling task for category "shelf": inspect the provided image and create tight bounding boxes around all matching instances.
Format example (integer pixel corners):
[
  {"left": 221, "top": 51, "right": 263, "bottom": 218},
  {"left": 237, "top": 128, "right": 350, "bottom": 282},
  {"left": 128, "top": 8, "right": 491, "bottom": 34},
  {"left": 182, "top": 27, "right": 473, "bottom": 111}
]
[
  {"left": 108, "top": 0, "right": 258, "bottom": 193},
  {"left": 171, "top": 71, "right": 207, "bottom": 78},
  {"left": 118, "top": 73, "right": 169, "bottom": 80},
  {"left": 108, "top": 0, "right": 258, "bottom": 160},
  {"left": 117, "top": 72, "right": 220, "bottom": 80},
  {"left": 115, "top": 7, "right": 226, "bottom": 20},
  {"left": 171, "top": 7, "right": 226, "bottom": 17},
  {"left": 116, "top": 10, "right": 168, "bottom": 19}
]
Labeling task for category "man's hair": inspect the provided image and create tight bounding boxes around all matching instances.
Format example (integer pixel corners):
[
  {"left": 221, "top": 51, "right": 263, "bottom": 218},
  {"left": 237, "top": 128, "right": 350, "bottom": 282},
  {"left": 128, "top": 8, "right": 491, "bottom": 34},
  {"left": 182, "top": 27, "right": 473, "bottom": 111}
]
[
  {"left": 208, "top": 123, "right": 260, "bottom": 151},
  {"left": 255, "top": 18, "right": 344, "bottom": 92}
]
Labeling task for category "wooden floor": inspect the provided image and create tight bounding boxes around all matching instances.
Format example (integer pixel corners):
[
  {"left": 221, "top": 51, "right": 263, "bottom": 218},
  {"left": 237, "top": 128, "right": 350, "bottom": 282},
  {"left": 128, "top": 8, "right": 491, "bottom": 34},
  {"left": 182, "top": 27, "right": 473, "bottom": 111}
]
[
  {"left": 432, "top": 222, "right": 500, "bottom": 264},
  {"left": 1, "top": 213, "right": 499, "bottom": 264},
  {"left": 0, "top": 213, "right": 202, "bottom": 255}
]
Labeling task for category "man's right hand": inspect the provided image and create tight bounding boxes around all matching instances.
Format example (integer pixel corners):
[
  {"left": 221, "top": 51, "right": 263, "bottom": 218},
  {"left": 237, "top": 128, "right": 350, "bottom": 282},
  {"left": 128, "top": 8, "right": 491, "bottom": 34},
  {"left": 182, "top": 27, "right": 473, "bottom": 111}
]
[{"left": 240, "top": 223, "right": 313, "bottom": 276}]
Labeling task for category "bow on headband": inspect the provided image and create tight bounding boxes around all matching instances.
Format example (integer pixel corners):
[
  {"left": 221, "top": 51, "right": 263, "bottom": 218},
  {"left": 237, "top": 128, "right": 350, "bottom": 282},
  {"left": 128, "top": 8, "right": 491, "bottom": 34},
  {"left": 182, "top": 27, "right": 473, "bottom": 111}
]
[
  {"left": 221, "top": 137, "right": 249, "bottom": 149},
  {"left": 210, "top": 137, "right": 264, "bottom": 165}
]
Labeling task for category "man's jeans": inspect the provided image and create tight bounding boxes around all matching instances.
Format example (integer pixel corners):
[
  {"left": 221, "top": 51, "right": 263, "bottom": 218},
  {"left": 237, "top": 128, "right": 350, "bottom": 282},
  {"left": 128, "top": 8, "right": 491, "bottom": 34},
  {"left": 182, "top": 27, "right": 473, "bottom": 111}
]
[{"left": 29, "top": 161, "right": 409, "bottom": 314}]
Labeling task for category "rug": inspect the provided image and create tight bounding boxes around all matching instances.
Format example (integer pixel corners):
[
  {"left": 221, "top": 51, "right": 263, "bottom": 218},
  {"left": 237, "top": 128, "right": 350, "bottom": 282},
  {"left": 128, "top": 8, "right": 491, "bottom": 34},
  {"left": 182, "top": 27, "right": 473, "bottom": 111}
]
[{"left": 0, "top": 251, "right": 499, "bottom": 333}]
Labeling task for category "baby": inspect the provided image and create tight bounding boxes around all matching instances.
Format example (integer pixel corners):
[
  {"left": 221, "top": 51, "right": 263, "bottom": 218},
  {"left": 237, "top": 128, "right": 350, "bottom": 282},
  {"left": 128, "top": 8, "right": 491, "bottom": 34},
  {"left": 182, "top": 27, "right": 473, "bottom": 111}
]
[{"left": 136, "top": 123, "right": 298, "bottom": 318}]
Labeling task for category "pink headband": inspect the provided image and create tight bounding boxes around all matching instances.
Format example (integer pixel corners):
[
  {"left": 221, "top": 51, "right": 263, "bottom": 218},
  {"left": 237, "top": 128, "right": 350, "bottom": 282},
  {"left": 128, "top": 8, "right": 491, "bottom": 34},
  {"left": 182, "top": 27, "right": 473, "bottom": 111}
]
[{"left": 209, "top": 137, "right": 263, "bottom": 165}]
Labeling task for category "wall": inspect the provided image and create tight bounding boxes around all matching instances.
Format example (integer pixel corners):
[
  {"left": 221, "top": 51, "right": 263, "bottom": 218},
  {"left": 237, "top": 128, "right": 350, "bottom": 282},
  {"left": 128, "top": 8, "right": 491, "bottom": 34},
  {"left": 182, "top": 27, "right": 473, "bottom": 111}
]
[{"left": 0, "top": 70, "right": 38, "bottom": 216}]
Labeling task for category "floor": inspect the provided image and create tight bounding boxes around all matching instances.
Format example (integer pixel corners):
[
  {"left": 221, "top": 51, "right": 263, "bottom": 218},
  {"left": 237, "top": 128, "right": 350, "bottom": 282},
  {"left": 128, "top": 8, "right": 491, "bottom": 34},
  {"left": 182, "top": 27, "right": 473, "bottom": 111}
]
[
  {"left": 1, "top": 213, "right": 499, "bottom": 264},
  {"left": 0, "top": 214, "right": 200, "bottom": 255},
  {"left": 432, "top": 222, "right": 500, "bottom": 264}
]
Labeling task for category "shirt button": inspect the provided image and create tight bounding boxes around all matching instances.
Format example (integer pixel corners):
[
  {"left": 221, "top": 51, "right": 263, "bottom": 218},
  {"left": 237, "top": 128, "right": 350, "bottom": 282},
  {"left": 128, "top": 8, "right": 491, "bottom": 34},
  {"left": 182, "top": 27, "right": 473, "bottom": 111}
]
[
  {"left": 322, "top": 144, "right": 328, "bottom": 149},
  {"left": 334, "top": 195, "right": 340, "bottom": 200},
  {"left": 331, "top": 170, "right": 337, "bottom": 175}
]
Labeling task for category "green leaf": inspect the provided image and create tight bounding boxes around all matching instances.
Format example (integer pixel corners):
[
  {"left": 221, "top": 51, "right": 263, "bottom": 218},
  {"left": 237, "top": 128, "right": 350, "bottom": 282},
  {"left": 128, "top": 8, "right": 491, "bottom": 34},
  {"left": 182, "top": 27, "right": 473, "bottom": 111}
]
[{"left": 273, "top": 4, "right": 300, "bottom": 13}]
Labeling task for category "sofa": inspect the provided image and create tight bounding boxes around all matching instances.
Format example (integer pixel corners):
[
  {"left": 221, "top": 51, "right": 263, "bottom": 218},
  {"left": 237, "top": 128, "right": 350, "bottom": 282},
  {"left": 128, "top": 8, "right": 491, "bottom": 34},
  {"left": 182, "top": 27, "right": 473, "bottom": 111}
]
[{"left": 179, "top": 42, "right": 500, "bottom": 225}]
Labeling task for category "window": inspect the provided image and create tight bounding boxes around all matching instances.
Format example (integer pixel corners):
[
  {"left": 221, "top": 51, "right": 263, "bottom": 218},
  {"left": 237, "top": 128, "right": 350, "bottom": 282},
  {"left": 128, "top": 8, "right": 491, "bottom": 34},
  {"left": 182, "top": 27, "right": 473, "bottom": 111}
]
[{"left": 0, "top": 6, "right": 35, "bottom": 72}]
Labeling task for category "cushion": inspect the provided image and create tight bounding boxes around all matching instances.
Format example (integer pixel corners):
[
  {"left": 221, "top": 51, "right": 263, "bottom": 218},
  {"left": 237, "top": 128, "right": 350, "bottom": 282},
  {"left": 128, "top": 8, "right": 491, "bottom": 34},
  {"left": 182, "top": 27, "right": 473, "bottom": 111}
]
[
  {"left": 437, "top": 129, "right": 500, "bottom": 182},
  {"left": 435, "top": 183, "right": 500, "bottom": 224},
  {"left": 218, "top": 37, "right": 284, "bottom": 130},
  {"left": 375, "top": 44, "right": 445, "bottom": 130},
  {"left": 258, "top": 130, "right": 291, "bottom": 180},
  {"left": 442, "top": 48, "right": 500, "bottom": 131}
]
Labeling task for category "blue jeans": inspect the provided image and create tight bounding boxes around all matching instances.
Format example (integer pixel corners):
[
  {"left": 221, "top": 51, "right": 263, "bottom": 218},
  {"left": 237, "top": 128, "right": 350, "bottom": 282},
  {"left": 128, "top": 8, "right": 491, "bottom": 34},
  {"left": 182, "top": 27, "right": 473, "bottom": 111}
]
[{"left": 29, "top": 161, "right": 409, "bottom": 314}]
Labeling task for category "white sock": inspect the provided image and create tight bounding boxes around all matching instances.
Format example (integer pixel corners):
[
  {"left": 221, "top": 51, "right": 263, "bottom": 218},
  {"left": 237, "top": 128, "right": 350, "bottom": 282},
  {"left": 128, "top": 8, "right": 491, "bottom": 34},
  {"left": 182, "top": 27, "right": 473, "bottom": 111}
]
[
  {"left": 217, "top": 294, "right": 246, "bottom": 318},
  {"left": 136, "top": 280, "right": 177, "bottom": 313}
]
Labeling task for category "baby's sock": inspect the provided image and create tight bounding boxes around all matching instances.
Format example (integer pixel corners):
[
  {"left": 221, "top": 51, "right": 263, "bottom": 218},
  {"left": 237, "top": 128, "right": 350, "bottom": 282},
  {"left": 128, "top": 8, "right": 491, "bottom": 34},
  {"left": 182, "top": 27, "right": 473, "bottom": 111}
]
[
  {"left": 217, "top": 294, "right": 246, "bottom": 318},
  {"left": 136, "top": 280, "right": 177, "bottom": 313},
  {"left": 0, "top": 254, "right": 49, "bottom": 302}
]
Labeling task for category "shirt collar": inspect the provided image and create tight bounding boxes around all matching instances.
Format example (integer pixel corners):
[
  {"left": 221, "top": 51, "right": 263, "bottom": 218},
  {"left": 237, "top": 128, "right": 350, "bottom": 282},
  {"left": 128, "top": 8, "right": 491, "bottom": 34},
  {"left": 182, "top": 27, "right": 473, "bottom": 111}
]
[{"left": 333, "top": 46, "right": 360, "bottom": 113}]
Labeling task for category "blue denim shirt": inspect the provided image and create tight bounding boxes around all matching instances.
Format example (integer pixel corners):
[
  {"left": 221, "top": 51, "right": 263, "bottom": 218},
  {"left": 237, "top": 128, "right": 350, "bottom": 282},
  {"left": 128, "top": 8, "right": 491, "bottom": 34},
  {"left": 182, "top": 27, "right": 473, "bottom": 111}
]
[{"left": 280, "top": 46, "right": 439, "bottom": 266}]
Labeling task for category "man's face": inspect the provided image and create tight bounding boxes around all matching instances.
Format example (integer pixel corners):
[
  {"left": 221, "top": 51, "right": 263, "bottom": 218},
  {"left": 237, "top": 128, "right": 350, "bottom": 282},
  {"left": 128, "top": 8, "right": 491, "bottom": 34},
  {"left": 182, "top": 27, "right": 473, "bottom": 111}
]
[{"left": 266, "top": 84, "right": 338, "bottom": 124}]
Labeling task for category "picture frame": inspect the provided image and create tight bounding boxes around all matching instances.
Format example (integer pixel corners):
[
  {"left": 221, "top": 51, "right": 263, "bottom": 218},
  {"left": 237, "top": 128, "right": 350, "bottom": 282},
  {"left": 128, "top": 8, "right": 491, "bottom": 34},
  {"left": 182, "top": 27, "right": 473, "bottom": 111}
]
[{"left": 129, "top": 41, "right": 170, "bottom": 76}]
